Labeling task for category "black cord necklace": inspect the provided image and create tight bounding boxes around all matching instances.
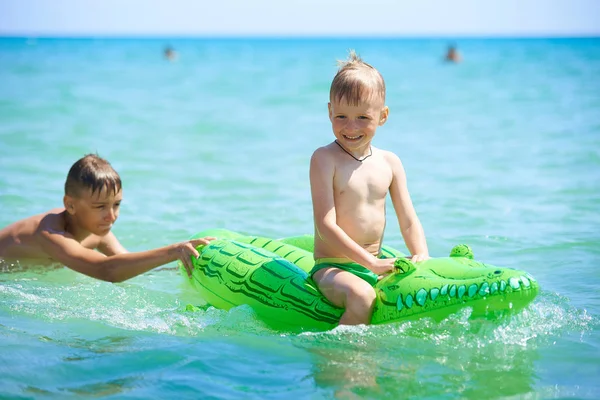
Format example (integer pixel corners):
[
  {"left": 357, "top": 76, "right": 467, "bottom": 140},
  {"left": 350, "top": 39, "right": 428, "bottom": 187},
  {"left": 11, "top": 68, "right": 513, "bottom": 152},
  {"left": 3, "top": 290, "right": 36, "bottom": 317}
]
[{"left": 334, "top": 140, "right": 372, "bottom": 162}]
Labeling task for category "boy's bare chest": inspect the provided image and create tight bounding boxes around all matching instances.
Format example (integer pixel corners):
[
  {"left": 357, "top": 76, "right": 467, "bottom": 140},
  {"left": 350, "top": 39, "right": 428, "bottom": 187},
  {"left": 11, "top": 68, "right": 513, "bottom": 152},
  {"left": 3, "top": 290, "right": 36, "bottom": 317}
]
[{"left": 334, "top": 163, "right": 392, "bottom": 199}]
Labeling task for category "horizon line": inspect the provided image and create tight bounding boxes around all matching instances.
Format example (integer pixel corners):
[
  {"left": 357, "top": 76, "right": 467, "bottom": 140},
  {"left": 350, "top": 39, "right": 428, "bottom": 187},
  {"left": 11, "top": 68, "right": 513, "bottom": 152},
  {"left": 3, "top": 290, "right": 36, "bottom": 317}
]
[{"left": 2, "top": 32, "right": 600, "bottom": 40}]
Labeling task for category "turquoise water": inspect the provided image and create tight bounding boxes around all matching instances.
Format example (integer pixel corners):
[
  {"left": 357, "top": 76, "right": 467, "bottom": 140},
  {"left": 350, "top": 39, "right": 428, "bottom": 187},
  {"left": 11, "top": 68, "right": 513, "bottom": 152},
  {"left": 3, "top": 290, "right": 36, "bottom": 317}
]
[{"left": 1, "top": 37, "right": 599, "bottom": 399}]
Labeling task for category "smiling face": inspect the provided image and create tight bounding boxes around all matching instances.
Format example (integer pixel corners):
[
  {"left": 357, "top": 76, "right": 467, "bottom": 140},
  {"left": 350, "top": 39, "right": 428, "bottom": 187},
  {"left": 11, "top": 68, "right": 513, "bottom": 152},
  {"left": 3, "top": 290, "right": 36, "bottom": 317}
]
[
  {"left": 64, "top": 187, "right": 123, "bottom": 237},
  {"left": 328, "top": 94, "right": 389, "bottom": 153},
  {"left": 328, "top": 52, "right": 388, "bottom": 155}
]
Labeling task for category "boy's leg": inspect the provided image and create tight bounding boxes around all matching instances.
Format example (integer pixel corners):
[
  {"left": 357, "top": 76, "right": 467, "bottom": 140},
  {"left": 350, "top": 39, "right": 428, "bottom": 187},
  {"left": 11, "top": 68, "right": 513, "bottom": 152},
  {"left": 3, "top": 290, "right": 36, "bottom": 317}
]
[{"left": 313, "top": 267, "right": 376, "bottom": 326}]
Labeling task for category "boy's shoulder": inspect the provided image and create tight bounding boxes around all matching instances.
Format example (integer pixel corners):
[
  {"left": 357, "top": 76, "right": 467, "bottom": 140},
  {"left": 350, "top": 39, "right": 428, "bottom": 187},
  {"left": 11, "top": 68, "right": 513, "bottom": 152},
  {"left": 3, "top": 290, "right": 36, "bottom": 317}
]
[
  {"left": 374, "top": 147, "right": 402, "bottom": 164},
  {"left": 310, "top": 142, "right": 338, "bottom": 162},
  {"left": 5, "top": 209, "right": 68, "bottom": 239},
  {"left": 3, "top": 208, "right": 61, "bottom": 229},
  {"left": 312, "top": 142, "right": 337, "bottom": 154},
  {"left": 38, "top": 208, "right": 66, "bottom": 224}
]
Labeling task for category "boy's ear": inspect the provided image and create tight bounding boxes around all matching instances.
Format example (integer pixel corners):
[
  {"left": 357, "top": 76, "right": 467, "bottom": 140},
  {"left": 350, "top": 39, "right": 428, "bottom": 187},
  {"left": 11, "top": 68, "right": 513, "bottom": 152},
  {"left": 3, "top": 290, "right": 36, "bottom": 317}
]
[
  {"left": 328, "top": 102, "right": 333, "bottom": 122},
  {"left": 379, "top": 106, "right": 389, "bottom": 126},
  {"left": 63, "top": 195, "right": 75, "bottom": 215}
]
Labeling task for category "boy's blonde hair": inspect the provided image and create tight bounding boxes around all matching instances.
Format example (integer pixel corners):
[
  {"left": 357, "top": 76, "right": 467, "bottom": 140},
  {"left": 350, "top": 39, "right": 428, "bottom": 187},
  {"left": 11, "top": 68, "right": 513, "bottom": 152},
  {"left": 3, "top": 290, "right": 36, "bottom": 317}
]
[
  {"left": 65, "top": 154, "right": 122, "bottom": 198},
  {"left": 329, "top": 50, "right": 386, "bottom": 106}
]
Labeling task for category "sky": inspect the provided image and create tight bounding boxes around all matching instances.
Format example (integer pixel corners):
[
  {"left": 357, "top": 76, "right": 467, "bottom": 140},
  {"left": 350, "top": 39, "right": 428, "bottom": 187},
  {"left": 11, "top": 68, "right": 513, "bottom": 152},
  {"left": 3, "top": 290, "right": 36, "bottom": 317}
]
[{"left": 0, "top": 0, "right": 599, "bottom": 37}]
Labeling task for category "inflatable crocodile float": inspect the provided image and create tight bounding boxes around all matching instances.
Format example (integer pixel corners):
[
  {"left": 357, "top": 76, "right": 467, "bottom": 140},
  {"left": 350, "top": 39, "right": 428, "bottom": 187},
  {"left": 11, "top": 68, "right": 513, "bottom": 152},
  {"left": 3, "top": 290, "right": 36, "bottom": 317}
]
[{"left": 181, "top": 229, "right": 539, "bottom": 331}]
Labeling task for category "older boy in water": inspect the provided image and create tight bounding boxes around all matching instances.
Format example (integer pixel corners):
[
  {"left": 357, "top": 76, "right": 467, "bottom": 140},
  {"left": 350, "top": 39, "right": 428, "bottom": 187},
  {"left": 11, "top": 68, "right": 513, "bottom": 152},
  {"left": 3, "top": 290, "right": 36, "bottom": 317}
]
[
  {"left": 0, "top": 154, "right": 214, "bottom": 282},
  {"left": 309, "top": 51, "right": 429, "bottom": 325}
]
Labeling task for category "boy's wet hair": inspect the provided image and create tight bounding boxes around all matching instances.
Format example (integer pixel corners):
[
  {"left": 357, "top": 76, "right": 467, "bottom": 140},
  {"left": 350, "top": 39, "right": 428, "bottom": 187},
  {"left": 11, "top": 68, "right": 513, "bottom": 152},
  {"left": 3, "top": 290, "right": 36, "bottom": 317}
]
[
  {"left": 330, "top": 50, "right": 386, "bottom": 106},
  {"left": 65, "top": 154, "right": 122, "bottom": 197}
]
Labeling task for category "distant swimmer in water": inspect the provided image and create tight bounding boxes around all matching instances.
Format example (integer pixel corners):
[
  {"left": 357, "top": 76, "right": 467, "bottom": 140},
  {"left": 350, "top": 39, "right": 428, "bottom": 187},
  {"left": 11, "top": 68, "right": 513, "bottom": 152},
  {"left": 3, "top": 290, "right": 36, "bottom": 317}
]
[
  {"left": 164, "top": 46, "right": 178, "bottom": 61},
  {"left": 444, "top": 45, "right": 462, "bottom": 63}
]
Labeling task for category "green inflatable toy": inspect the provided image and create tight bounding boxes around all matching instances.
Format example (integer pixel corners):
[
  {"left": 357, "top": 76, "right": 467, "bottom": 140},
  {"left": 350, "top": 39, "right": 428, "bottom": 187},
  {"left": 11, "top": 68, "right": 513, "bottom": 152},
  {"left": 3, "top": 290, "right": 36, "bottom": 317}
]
[{"left": 181, "top": 229, "right": 539, "bottom": 331}]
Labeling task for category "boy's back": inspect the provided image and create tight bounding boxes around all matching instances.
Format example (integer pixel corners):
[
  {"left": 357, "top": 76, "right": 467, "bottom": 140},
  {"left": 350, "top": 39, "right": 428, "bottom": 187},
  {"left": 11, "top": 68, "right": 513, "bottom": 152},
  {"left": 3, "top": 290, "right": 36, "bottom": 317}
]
[{"left": 0, "top": 209, "right": 105, "bottom": 262}]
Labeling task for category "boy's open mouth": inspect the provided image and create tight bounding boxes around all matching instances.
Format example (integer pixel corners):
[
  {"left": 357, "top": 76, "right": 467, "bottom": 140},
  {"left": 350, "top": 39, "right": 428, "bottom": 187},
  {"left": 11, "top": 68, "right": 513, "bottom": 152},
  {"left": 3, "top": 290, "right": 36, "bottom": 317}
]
[{"left": 343, "top": 135, "right": 363, "bottom": 140}]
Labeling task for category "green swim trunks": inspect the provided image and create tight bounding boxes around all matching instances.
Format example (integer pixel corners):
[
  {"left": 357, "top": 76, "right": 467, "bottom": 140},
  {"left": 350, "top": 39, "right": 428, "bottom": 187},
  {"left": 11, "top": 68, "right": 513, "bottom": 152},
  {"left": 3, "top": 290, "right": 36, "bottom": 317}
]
[{"left": 309, "top": 257, "right": 381, "bottom": 287}]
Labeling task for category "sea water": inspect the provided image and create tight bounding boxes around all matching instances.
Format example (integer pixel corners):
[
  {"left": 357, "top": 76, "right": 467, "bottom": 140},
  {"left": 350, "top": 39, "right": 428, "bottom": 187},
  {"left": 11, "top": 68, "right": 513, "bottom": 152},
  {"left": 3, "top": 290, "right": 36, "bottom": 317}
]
[{"left": 0, "top": 37, "right": 599, "bottom": 399}]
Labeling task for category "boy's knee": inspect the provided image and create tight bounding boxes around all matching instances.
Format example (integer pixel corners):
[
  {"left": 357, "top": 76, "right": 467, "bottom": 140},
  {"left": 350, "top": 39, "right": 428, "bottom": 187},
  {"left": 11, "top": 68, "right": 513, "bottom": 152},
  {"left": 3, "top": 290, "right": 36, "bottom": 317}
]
[{"left": 346, "top": 283, "right": 376, "bottom": 306}]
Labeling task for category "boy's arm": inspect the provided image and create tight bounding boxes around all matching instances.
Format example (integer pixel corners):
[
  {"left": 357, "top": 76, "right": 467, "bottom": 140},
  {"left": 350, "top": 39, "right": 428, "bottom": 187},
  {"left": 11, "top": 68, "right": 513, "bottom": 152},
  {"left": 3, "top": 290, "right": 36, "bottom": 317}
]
[
  {"left": 387, "top": 152, "right": 429, "bottom": 261},
  {"left": 310, "top": 149, "right": 387, "bottom": 272},
  {"left": 37, "top": 228, "right": 213, "bottom": 282}
]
